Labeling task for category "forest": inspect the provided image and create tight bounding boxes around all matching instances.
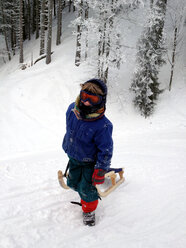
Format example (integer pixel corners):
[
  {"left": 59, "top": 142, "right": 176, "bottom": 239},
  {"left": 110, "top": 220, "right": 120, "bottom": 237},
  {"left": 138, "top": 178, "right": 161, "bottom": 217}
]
[
  {"left": 0, "top": 0, "right": 185, "bottom": 117},
  {"left": 0, "top": 2, "right": 186, "bottom": 245}
]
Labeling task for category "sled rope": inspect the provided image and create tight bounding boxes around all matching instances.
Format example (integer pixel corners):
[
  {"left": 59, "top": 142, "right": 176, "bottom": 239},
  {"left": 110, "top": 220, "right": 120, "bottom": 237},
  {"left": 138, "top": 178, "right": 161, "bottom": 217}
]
[
  {"left": 70, "top": 201, "right": 82, "bottom": 206},
  {"left": 64, "top": 161, "right": 70, "bottom": 178}
]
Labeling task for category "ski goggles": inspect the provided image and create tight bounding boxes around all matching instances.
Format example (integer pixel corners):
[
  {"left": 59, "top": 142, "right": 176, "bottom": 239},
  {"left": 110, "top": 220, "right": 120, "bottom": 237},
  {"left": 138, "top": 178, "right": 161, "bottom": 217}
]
[{"left": 80, "top": 90, "right": 102, "bottom": 105}]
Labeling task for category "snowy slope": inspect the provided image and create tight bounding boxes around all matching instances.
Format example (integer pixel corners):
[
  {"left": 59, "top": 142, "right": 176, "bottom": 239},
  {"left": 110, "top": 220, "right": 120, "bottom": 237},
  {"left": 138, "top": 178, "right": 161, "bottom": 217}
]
[{"left": 0, "top": 12, "right": 186, "bottom": 248}]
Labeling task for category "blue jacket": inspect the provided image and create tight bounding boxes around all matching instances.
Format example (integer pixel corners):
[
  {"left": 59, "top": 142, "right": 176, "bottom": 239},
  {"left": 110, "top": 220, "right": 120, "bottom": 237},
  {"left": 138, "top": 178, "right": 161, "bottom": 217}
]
[{"left": 62, "top": 103, "right": 113, "bottom": 171}]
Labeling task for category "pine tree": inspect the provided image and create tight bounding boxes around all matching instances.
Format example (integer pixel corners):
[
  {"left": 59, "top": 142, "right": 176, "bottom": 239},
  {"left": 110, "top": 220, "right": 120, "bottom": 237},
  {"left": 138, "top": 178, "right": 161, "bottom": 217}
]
[{"left": 131, "top": 0, "right": 167, "bottom": 117}]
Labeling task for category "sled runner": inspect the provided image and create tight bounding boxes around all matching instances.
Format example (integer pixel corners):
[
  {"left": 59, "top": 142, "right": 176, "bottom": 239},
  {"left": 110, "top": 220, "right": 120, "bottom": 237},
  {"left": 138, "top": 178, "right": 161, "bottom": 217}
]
[{"left": 58, "top": 168, "right": 125, "bottom": 197}]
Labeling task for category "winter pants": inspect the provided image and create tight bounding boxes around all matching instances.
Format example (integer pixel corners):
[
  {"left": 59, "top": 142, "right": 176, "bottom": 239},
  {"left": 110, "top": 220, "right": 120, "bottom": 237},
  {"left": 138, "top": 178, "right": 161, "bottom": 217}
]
[{"left": 67, "top": 157, "right": 99, "bottom": 212}]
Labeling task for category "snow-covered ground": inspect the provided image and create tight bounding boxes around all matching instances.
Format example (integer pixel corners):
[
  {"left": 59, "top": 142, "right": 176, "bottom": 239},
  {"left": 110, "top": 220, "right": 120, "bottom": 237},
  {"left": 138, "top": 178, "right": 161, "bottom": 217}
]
[{"left": 0, "top": 12, "right": 186, "bottom": 248}]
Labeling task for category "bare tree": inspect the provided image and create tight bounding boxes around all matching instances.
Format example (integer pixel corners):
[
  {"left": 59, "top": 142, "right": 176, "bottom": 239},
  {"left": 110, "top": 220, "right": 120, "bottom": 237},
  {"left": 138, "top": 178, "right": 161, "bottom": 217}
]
[
  {"left": 169, "top": 27, "right": 177, "bottom": 91},
  {"left": 168, "top": 2, "right": 185, "bottom": 91}
]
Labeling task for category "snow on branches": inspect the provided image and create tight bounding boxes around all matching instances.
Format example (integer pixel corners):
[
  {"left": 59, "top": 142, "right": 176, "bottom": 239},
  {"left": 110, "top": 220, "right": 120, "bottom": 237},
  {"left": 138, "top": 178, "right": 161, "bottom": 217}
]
[{"left": 131, "top": 0, "right": 167, "bottom": 117}]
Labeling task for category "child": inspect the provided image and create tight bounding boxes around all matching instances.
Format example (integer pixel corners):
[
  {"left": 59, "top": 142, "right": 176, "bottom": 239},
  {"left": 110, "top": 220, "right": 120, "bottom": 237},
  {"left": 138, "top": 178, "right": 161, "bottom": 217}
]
[{"left": 62, "top": 79, "right": 113, "bottom": 226}]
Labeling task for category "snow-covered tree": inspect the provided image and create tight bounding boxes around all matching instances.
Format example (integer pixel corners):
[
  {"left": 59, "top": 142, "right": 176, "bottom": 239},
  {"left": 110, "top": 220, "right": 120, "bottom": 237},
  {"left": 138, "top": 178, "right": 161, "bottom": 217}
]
[
  {"left": 166, "top": 1, "right": 185, "bottom": 91},
  {"left": 74, "top": 0, "right": 83, "bottom": 66},
  {"left": 72, "top": 0, "right": 144, "bottom": 83},
  {"left": 131, "top": 0, "right": 167, "bottom": 117}
]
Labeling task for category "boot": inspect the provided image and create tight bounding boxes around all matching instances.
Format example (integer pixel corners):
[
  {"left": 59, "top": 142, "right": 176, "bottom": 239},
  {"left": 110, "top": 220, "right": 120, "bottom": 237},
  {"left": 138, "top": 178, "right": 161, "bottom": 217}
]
[{"left": 83, "top": 211, "right": 95, "bottom": 226}]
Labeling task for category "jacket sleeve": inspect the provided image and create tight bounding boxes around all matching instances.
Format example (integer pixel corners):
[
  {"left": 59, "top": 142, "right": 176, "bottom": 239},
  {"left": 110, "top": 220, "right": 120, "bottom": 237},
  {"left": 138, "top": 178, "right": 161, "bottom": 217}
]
[
  {"left": 62, "top": 102, "right": 75, "bottom": 151},
  {"left": 94, "top": 121, "right": 113, "bottom": 171}
]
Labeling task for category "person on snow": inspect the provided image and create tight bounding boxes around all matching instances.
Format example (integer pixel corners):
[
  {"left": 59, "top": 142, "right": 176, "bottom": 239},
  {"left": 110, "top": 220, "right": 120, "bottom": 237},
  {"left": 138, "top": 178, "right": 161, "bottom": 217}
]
[{"left": 62, "top": 79, "right": 113, "bottom": 226}]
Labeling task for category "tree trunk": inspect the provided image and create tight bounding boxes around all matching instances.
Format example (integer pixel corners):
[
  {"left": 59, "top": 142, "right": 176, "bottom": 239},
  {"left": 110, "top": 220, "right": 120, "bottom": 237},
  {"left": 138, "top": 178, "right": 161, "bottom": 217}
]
[
  {"left": 23, "top": 0, "right": 27, "bottom": 40},
  {"left": 104, "top": 11, "right": 114, "bottom": 83},
  {"left": 115, "top": 33, "right": 121, "bottom": 69},
  {"left": 98, "top": 27, "right": 102, "bottom": 78},
  {"left": 69, "top": 0, "right": 72, "bottom": 12},
  {"left": 169, "top": 27, "right": 178, "bottom": 91},
  {"left": 56, "top": 0, "right": 62, "bottom": 45},
  {"left": 11, "top": 25, "right": 16, "bottom": 56},
  {"left": 27, "top": 0, "right": 31, "bottom": 40},
  {"left": 54, "top": 0, "right": 56, "bottom": 17},
  {"left": 4, "top": 30, "right": 11, "bottom": 61},
  {"left": 84, "top": 1, "right": 89, "bottom": 60},
  {"left": 75, "top": 0, "right": 83, "bottom": 66},
  {"left": 35, "top": 0, "right": 40, "bottom": 39},
  {"left": 32, "top": 0, "right": 36, "bottom": 34},
  {"left": 97, "top": 2, "right": 104, "bottom": 78},
  {"left": 40, "top": 0, "right": 46, "bottom": 55},
  {"left": 0, "top": 0, "right": 11, "bottom": 61},
  {"left": 11, "top": 0, "right": 17, "bottom": 55},
  {"left": 46, "top": 0, "right": 53, "bottom": 64},
  {"left": 101, "top": 21, "right": 107, "bottom": 80},
  {"left": 19, "top": 0, "right": 24, "bottom": 63}
]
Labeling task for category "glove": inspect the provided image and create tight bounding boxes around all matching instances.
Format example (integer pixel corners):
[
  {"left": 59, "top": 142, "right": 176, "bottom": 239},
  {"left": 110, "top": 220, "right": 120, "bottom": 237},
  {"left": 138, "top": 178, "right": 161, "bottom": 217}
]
[{"left": 92, "top": 169, "right": 106, "bottom": 186}]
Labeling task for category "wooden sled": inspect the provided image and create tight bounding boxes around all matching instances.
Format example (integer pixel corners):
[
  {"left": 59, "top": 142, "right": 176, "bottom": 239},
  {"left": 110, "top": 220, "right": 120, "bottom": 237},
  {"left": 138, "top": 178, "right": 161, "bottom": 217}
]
[{"left": 58, "top": 168, "right": 125, "bottom": 197}]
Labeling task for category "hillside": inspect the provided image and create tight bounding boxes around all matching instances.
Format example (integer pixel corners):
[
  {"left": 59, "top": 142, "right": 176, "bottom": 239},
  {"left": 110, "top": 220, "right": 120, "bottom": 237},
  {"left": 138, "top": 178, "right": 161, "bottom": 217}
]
[{"left": 0, "top": 10, "right": 186, "bottom": 248}]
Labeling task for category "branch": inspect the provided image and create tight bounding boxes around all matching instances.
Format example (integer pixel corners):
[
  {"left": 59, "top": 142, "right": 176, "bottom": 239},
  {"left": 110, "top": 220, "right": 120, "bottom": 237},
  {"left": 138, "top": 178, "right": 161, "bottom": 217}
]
[{"left": 34, "top": 52, "right": 54, "bottom": 65}]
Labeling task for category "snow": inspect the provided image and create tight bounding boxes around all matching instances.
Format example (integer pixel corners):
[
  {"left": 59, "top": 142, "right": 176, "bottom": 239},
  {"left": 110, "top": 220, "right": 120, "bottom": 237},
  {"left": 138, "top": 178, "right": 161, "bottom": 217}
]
[{"left": 0, "top": 12, "right": 186, "bottom": 248}]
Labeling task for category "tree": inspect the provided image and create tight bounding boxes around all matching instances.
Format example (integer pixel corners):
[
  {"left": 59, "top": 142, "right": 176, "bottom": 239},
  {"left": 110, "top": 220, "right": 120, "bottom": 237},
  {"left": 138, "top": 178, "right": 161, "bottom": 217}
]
[
  {"left": 27, "top": 0, "right": 31, "bottom": 40},
  {"left": 167, "top": 1, "right": 185, "bottom": 91},
  {"left": 75, "top": 0, "right": 83, "bottom": 66},
  {"left": 35, "top": 0, "right": 40, "bottom": 39},
  {"left": 56, "top": 0, "right": 62, "bottom": 45},
  {"left": 46, "top": 0, "right": 53, "bottom": 64},
  {"left": 19, "top": 0, "right": 24, "bottom": 63},
  {"left": 84, "top": 0, "right": 89, "bottom": 60},
  {"left": 0, "top": 0, "right": 11, "bottom": 61},
  {"left": 73, "top": 0, "right": 140, "bottom": 83},
  {"left": 131, "top": 0, "right": 168, "bottom": 117},
  {"left": 40, "top": 0, "right": 46, "bottom": 55}
]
